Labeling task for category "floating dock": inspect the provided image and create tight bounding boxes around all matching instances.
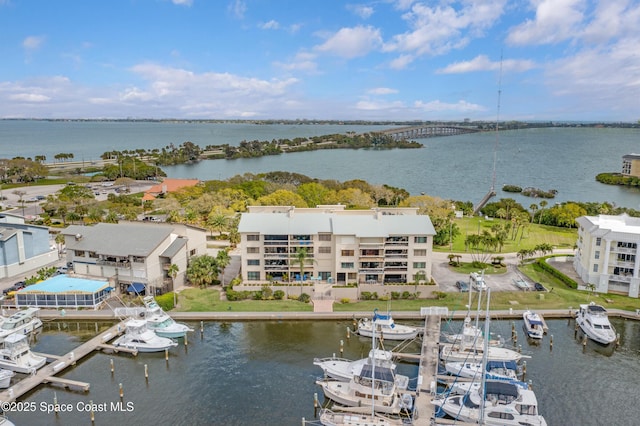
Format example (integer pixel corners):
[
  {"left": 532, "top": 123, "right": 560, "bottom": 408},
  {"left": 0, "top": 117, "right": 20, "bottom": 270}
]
[{"left": 0, "top": 321, "right": 127, "bottom": 403}]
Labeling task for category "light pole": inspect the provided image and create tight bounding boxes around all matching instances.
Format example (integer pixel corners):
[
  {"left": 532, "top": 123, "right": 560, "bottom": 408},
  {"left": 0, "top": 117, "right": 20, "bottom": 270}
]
[{"left": 449, "top": 218, "right": 453, "bottom": 252}]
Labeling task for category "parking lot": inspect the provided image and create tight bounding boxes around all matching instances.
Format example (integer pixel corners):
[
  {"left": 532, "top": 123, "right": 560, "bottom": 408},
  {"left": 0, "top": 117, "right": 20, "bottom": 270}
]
[{"left": 431, "top": 251, "right": 557, "bottom": 294}]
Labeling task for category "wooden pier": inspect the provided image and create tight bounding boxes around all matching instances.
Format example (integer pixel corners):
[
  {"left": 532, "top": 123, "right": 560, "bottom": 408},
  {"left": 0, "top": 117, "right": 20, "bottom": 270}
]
[{"left": 0, "top": 321, "right": 126, "bottom": 403}]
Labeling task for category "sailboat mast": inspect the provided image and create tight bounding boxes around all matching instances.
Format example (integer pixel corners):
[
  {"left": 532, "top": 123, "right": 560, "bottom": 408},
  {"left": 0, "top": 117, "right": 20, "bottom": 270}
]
[
  {"left": 479, "top": 288, "right": 491, "bottom": 424},
  {"left": 491, "top": 52, "right": 503, "bottom": 193}
]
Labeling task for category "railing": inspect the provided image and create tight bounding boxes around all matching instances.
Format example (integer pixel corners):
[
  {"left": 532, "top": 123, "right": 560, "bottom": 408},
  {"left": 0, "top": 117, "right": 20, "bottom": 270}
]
[
  {"left": 96, "top": 260, "right": 131, "bottom": 268},
  {"left": 608, "top": 274, "right": 632, "bottom": 283},
  {"left": 611, "top": 246, "right": 636, "bottom": 254}
]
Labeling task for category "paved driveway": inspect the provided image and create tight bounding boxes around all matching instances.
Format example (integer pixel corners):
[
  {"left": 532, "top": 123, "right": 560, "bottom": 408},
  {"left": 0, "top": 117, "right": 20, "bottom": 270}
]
[{"left": 432, "top": 251, "right": 544, "bottom": 294}]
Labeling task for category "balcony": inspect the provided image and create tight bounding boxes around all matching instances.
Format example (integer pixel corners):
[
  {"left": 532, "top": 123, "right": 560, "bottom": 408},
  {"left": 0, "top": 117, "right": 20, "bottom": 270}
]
[
  {"left": 608, "top": 274, "right": 632, "bottom": 283},
  {"left": 97, "top": 259, "right": 131, "bottom": 268},
  {"left": 359, "top": 268, "right": 384, "bottom": 274},
  {"left": 611, "top": 246, "right": 636, "bottom": 254}
]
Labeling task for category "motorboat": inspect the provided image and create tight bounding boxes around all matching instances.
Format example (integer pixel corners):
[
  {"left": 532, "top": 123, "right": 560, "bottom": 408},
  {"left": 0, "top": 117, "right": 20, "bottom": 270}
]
[
  {"left": 523, "top": 310, "right": 545, "bottom": 340},
  {"left": 316, "top": 364, "right": 413, "bottom": 415},
  {"left": 439, "top": 333, "right": 528, "bottom": 363},
  {"left": 356, "top": 309, "right": 420, "bottom": 341},
  {"left": 433, "top": 380, "right": 547, "bottom": 425},
  {"left": 319, "top": 408, "right": 405, "bottom": 426},
  {"left": 314, "top": 349, "right": 398, "bottom": 382},
  {"left": 444, "top": 360, "right": 522, "bottom": 384},
  {"left": 0, "top": 308, "right": 43, "bottom": 343},
  {"left": 0, "top": 369, "right": 14, "bottom": 388},
  {"left": 141, "top": 296, "right": 193, "bottom": 338},
  {"left": 576, "top": 302, "right": 617, "bottom": 345},
  {"left": 113, "top": 319, "right": 178, "bottom": 353},
  {"left": 0, "top": 333, "right": 46, "bottom": 374}
]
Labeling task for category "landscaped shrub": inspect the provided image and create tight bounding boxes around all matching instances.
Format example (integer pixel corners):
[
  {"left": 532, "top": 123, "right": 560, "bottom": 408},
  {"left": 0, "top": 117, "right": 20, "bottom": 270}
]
[
  {"left": 391, "top": 292, "right": 401, "bottom": 300},
  {"left": 340, "top": 298, "right": 350, "bottom": 304},
  {"left": 298, "top": 293, "right": 311, "bottom": 303},
  {"left": 536, "top": 256, "right": 578, "bottom": 289},
  {"left": 433, "top": 291, "right": 447, "bottom": 300},
  {"left": 360, "top": 291, "right": 377, "bottom": 300},
  {"left": 155, "top": 292, "right": 176, "bottom": 310},
  {"left": 401, "top": 291, "right": 411, "bottom": 299},
  {"left": 273, "top": 290, "right": 285, "bottom": 300}
]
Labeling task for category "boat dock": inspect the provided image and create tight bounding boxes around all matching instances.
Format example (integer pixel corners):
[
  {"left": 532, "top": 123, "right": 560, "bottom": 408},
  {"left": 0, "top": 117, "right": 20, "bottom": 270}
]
[
  {"left": 0, "top": 321, "right": 127, "bottom": 403},
  {"left": 411, "top": 307, "right": 446, "bottom": 426}
]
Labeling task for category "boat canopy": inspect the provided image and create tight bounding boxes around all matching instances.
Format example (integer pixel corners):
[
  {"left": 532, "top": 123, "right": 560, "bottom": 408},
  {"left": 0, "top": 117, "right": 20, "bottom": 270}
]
[
  {"left": 486, "top": 360, "right": 517, "bottom": 371},
  {"left": 528, "top": 318, "right": 544, "bottom": 326},
  {"left": 359, "top": 364, "right": 395, "bottom": 383},
  {"left": 587, "top": 304, "right": 607, "bottom": 313},
  {"left": 484, "top": 381, "right": 519, "bottom": 398}
]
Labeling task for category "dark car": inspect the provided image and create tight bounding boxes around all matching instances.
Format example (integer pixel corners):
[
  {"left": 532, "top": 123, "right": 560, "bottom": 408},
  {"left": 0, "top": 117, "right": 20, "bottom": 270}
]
[
  {"left": 3, "top": 281, "right": 26, "bottom": 295},
  {"left": 455, "top": 280, "right": 469, "bottom": 292},
  {"left": 534, "top": 282, "right": 546, "bottom": 291}
]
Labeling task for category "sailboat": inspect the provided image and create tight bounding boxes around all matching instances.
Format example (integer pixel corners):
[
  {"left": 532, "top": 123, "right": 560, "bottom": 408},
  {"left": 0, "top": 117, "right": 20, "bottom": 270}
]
[
  {"left": 434, "top": 289, "right": 547, "bottom": 425},
  {"left": 318, "top": 320, "right": 413, "bottom": 425}
]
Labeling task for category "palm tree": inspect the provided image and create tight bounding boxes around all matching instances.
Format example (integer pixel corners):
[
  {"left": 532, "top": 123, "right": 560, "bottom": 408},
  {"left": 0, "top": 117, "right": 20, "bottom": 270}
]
[
  {"left": 186, "top": 255, "right": 219, "bottom": 288},
  {"left": 216, "top": 250, "right": 231, "bottom": 287},
  {"left": 529, "top": 203, "right": 538, "bottom": 223},
  {"left": 167, "top": 264, "right": 179, "bottom": 291},
  {"left": 207, "top": 212, "right": 228, "bottom": 237},
  {"left": 538, "top": 200, "right": 548, "bottom": 224},
  {"left": 292, "top": 247, "right": 313, "bottom": 282}
]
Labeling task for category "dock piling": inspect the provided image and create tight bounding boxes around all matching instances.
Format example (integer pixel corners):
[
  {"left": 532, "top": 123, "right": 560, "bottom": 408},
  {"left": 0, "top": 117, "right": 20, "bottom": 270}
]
[{"left": 119, "top": 382, "right": 124, "bottom": 399}]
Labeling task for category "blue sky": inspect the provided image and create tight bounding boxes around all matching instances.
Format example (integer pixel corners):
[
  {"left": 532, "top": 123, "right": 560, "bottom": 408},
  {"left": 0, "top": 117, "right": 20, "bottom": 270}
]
[{"left": 1, "top": 0, "right": 638, "bottom": 121}]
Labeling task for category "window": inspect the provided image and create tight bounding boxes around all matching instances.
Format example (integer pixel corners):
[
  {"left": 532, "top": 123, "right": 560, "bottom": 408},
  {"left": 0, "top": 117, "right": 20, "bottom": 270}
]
[
  {"left": 247, "top": 271, "right": 260, "bottom": 281},
  {"left": 247, "top": 234, "right": 260, "bottom": 241},
  {"left": 189, "top": 249, "right": 196, "bottom": 256},
  {"left": 594, "top": 251, "right": 600, "bottom": 260},
  {"left": 318, "top": 234, "right": 331, "bottom": 241},
  {"left": 413, "top": 249, "right": 427, "bottom": 256},
  {"left": 319, "top": 247, "right": 331, "bottom": 254},
  {"left": 593, "top": 264, "right": 599, "bottom": 272},
  {"left": 247, "top": 259, "right": 260, "bottom": 266},
  {"left": 341, "top": 262, "right": 354, "bottom": 269},
  {"left": 341, "top": 250, "right": 355, "bottom": 256},
  {"left": 413, "top": 262, "right": 426, "bottom": 269},
  {"left": 247, "top": 247, "right": 259, "bottom": 254},
  {"left": 319, "top": 272, "right": 331, "bottom": 280},
  {"left": 414, "top": 236, "right": 427, "bottom": 243},
  {"left": 596, "top": 237, "right": 601, "bottom": 246}
]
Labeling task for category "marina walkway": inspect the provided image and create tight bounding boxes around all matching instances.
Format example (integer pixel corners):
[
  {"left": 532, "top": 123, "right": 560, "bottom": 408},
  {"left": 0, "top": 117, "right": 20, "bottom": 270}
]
[{"left": 0, "top": 321, "right": 126, "bottom": 403}]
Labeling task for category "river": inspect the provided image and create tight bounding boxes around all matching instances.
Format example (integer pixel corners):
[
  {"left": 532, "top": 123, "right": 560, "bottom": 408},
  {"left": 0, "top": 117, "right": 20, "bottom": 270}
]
[
  {"left": 1, "top": 120, "right": 639, "bottom": 209},
  {"left": 7, "top": 317, "right": 640, "bottom": 425}
]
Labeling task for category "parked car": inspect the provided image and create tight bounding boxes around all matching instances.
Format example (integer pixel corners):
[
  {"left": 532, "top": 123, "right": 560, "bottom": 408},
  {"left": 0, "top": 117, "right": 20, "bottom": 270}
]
[
  {"left": 534, "top": 282, "right": 546, "bottom": 291},
  {"left": 455, "top": 281, "right": 469, "bottom": 292},
  {"left": 3, "top": 281, "right": 26, "bottom": 296}
]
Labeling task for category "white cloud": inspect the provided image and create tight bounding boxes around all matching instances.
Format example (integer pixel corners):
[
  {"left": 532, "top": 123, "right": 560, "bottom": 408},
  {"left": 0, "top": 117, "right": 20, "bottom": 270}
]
[
  {"left": 23, "top": 36, "right": 45, "bottom": 50},
  {"left": 348, "top": 4, "right": 374, "bottom": 19},
  {"left": 507, "top": 0, "right": 586, "bottom": 45},
  {"left": 438, "top": 55, "right": 536, "bottom": 74},
  {"left": 228, "top": 0, "right": 246, "bottom": 19},
  {"left": 581, "top": 0, "right": 640, "bottom": 43},
  {"left": 274, "top": 52, "right": 318, "bottom": 72},
  {"left": 314, "top": 26, "right": 382, "bottom": 58},
  {"left": 389, "top": 54, "right": 414, "bottom": 70},
  {"left": 383, "top": 0, "right": 507, "bottom": 68},
  {"left": 413, "top": 99, "right": 485, "bottom": 113},
  {"left": 260, "top": 20, "right": 280, "bottom": 30},
  {"left": 367, "top": 87, "right": 398, "bottom": 95},
  {"left": 9, "top": 93, "right": 51, "bottom": 102},
  {"left": 171, "top": 0, "right": 193, "bottom": 6}
]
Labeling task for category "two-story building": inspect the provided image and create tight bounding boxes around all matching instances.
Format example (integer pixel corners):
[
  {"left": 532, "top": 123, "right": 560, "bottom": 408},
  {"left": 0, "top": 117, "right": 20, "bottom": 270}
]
[
  {"left": 574, "top": 214, "right": 640, "bottom": 297},
  {"left": 62, "top": 222, "right": 207, "bottom": 295},
  {"left": 0, "top": 213, "right": 58, "bottom": 279},
  {"left": 238, "top": 205, "right": 436, "bottom": 285}
]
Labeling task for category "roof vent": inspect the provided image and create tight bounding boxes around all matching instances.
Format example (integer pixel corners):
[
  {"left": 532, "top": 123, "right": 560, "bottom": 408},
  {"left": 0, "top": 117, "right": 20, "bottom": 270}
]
[{"left": 75, "top": 233, "right": 82, "bottom": 240}]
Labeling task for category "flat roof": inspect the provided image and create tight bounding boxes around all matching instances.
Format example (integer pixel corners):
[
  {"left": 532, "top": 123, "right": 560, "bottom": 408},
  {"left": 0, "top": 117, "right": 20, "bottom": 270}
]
[{"left": 18, "top": 275, "right": 111, "bottom": 294}]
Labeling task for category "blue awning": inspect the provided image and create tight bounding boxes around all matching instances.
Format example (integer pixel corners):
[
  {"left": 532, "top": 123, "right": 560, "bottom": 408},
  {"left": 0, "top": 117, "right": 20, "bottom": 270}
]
[{"left": 127, "top": 283, "right": 145, "bottom": 293}]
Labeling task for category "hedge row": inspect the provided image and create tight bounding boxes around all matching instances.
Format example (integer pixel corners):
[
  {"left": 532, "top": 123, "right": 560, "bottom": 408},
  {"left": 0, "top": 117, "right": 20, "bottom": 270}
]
[{"left": 536, "top": 257, "right": 578, "bottom": 289}]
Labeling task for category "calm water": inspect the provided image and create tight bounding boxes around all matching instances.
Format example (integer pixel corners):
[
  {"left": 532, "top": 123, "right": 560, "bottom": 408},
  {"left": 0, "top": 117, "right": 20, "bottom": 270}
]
[
  {"left": 1, "top": 120, "right": 638, "bottom": 209},
  {"left": 8, "top": 318, "right": 640, "bottom": 425}
]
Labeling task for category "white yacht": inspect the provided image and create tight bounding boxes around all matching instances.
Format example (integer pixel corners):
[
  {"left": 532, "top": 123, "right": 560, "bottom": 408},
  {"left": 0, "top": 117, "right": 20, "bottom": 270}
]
[
  {"left": 444, "top": 360, "right": 523, "bottom": 385},
  {"left": 314, "top": 349, "right": 397, "bottom": 382},
  {"left": 356, "top": 309, "right": 420, "bottom": 341},
  {"left": 433, "top": 380, "right": 547, "bottom": 425},
  {"left": 576, "top": 302, "right": 617, "bottom": 345},
  {"left": 316, "top": 364, "right": 413, "bottom": 415},
  {"left": 440, "top": 330, "right": 528, "bottom": 363},
  {"left": 0, "top": 333, "right": 46, "bottom": 374},
  {"left": 141, "top": 296, "right": 193, "bottom": 338},
  {"left": 523, "top": 310, "right": 545, "bottom": 340},
  {"left": 0, "top": 308, "right": 43, "bottom": 343},
  {"left": 113, "top": 319, "right": 178, "bottom": 353}
]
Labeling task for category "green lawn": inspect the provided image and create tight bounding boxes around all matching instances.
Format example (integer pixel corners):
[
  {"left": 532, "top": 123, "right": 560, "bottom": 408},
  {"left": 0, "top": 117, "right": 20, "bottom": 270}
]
[
  {"left": 437, "top": 216, "right": 577, "bottom": 253},
  {"left": 175, "top": 288, "right": 313, "bottom": 312}
]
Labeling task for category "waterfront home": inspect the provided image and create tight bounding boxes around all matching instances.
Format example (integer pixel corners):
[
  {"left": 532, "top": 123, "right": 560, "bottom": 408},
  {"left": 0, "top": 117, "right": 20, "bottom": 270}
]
[
  {"left": 574, "top": 214, "right": 640, "bottom": 298},
  {"left": 61, "top": 222, "right": 206, "bottom": 295},
  {"left": 238, "top": 205, "right": 435, "bottom": 286}
]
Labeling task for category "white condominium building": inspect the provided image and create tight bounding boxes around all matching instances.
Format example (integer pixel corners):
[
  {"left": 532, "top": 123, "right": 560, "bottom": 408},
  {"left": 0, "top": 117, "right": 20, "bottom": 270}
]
[
  {"left": 574, "top": 214, "right": 640, "bottom": 297},
  {"left": 238, "top": 205, "right": 436, "bottom": 285}
]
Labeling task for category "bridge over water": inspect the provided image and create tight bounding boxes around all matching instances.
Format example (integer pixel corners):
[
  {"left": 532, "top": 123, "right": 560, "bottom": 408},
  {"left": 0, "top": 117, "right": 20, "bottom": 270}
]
[{"left": 379, "top": 124, "right": 481, "bottom": 140}]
